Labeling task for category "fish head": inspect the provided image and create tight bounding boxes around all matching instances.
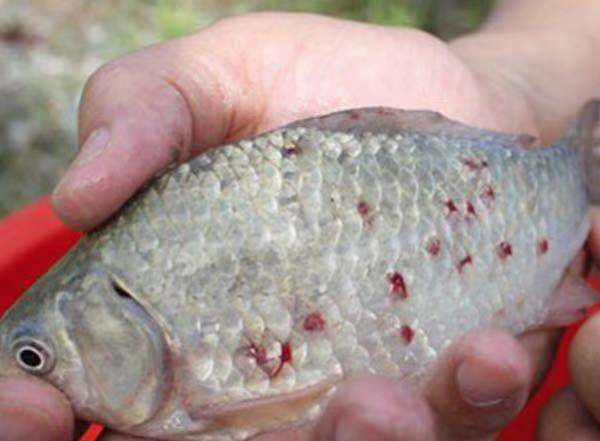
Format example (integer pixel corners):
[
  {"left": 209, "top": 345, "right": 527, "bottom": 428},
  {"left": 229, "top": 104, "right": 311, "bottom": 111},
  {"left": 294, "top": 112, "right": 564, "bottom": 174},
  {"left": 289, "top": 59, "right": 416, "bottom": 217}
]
[{"left": 0, "top": 244, "right": 168, "bottom": 429}]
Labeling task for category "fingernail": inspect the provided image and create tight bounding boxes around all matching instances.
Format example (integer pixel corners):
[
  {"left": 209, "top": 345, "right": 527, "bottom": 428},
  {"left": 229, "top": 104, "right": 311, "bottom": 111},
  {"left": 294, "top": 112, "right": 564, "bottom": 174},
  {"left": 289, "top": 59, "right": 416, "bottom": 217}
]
[
  {"left": 73, "top": 127, "right": 110, "bottom": 167},
  {"left": 52, "top": 127, "right": 110, "bottom": 220},
  {"left": 456, "top": 359, "right": 515, "bottom": 407}
]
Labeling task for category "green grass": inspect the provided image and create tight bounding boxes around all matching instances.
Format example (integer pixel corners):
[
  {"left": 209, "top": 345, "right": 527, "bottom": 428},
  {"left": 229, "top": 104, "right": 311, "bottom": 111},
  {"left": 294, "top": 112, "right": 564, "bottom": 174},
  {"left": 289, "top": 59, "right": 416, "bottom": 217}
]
[
  {"left": 156, "top": 0, "right": 199, "bottom": 39},
  {"left": 232, "top": 0, "right": 494, "bottom": 37},
  {"left": 149, "top": 1, "right": 494, "bottom": 40}
]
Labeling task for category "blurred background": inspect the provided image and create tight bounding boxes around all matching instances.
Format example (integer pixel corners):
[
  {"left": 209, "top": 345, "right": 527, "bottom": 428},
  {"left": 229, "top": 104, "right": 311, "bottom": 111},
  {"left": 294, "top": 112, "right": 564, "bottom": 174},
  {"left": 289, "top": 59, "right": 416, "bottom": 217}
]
[{"left": 0, "top": 0, "right": 494, "bottom": 217}]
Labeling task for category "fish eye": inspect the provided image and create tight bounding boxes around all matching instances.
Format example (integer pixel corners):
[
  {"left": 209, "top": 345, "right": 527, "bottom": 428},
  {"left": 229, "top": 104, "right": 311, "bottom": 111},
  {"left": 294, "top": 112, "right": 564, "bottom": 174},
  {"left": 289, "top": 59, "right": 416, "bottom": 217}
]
[{"left": 11, "top": 338, "right": 55, "bottom": 375}]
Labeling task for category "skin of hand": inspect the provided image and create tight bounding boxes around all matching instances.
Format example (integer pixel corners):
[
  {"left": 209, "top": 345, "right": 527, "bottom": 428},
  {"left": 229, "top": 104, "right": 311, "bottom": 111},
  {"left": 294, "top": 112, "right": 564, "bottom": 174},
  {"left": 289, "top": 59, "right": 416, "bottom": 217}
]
[
  {"left": 2, "top": 3, "right": 600, "bottom": 440},
  {"left": 537, "top": 207, "right": 600, "bottom": 440}
]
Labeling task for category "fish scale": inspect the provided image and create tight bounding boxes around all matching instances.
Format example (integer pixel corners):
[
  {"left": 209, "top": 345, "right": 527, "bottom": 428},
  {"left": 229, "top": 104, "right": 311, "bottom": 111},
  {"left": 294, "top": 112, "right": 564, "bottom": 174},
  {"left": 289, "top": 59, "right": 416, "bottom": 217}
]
[
  {"left": 0, "top": 104, "right": 596, "bottom": 440},
  {"left": 98, "top": 112, "right": 585, "bottom": 439}
]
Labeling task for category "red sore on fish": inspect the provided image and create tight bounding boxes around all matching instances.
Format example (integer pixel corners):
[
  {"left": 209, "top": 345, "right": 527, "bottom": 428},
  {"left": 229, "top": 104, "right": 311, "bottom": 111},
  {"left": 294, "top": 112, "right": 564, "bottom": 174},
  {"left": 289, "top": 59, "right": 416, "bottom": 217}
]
[
  {"left": 270, "top": 342, "right": 293, "bottom": 378},
  {"left": 457, "top": 255, "right": 473, "bottom": 272},
  {"left": 482, "top": 185, "right": 495, "bottom": 201},
  {"left": 303, "top": 312, "right": 326, "bottom": 332},
  {"left": 388, "top": 272, "right": 408, "bottom": 299},
  {"left": 537, "top": 239, "right": 549, "bottom": 255},
  {"left": 247, "top": 343, "right": 269, "bottom": 366},
  {"left": 426, "top": 237, "right": 441, "bottom": 256},
  {"left": 283, "top": 146, "right": 302, "bottom": 157},
  {"left": 498, "top": 241, "right": 513, "bottom": 259},
  {"left": 445, "top": 199, "right": 458, "bottom": 216},
  {"left": 357, "top": 200, "right": 370, "bottom": 216},
  {"left": 400, "top": 325, "right": 414, "bottom": 344},
  {"left": 349, "top": 110, "right": 361, "bottom": 120},
  {"left": 462, "top": 158, "right": 489, "bottom": 171},
  {"left": 466, "top": 201, "right": 476, "bottom": 217}
]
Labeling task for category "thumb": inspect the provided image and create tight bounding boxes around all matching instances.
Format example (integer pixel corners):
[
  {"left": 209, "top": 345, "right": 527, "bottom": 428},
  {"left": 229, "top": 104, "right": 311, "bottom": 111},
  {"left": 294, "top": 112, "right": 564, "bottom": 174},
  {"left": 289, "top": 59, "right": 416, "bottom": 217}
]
[
  {"left": 0, "top": 377, "right": 74, "bottom": 441},
  {"left": 52, "top": 32, "right": 259, "bottom": 231}
]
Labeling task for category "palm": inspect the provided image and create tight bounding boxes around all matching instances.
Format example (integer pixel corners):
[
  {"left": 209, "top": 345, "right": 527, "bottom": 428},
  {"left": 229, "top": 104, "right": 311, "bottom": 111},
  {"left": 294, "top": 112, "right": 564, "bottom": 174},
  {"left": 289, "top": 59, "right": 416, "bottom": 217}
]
[{"left": 198, "top": 14, "right": 537, "bottom": 143}]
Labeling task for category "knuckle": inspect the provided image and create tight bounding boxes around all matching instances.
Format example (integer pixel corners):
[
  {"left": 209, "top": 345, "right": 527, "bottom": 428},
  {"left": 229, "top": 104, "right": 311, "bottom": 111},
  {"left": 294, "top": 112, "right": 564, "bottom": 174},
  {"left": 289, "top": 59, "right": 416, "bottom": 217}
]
[
  {"left": 82, "top": 58, "right": 125, "bottom": 100},
  {"left": 78, "top": 57, "right": 135, "bottom": 125}
]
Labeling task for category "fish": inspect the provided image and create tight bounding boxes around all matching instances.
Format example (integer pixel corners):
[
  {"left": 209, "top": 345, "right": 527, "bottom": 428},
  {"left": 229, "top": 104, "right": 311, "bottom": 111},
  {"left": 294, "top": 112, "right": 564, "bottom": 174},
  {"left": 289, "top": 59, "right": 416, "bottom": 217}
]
[{"left": 1, "top": 101, "right": 599, "bottom": 440}]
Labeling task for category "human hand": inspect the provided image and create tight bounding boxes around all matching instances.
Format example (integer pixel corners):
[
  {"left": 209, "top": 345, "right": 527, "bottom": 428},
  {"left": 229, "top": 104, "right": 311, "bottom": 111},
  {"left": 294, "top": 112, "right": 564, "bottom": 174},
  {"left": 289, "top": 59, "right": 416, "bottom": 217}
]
[
  {"left": 2, "top": 6, "right": 600, "bottom": 440},
  {"left": 537, "top": 207, "right": 600, "bottom": 440}
]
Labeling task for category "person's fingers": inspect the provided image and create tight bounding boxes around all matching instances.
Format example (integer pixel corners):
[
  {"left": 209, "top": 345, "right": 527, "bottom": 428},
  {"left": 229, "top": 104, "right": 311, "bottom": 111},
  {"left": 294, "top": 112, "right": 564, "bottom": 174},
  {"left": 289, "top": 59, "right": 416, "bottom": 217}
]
[
  {"left": 314, "top": 376, "right": 436, "bottom": 441},
  {"left": 0, "top": 376, "right": 74, "bottom": 441},
  {"left": 537, "top": 387, "right": 600, "bottom": 440},
  {"left": 589, "top": 206, "right": 600, "bottom": 271},
  {"left": 51, "top": 28, "right": 262, "bottom": 231},
  {"left": 53, "top": 12, "right": 524, "bottom": 232},
  {"left": 518, "top": 328, "right": 563, "bottom": 393},
  {"left": 424, "top": 329, "right": 531, "bottom": 439},
  {"left": 569, "top": 310, "right": 600, "bottom": 422},
  {"left": 250, "top": 426, "right": 311, "bottom": 441}
]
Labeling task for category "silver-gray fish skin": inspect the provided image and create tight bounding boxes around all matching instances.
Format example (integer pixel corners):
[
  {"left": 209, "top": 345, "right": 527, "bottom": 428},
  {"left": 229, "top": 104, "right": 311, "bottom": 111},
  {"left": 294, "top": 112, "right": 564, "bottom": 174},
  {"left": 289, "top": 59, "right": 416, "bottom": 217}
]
[{"left": 0, "top": 104, "right": 597, "bottom": 440}]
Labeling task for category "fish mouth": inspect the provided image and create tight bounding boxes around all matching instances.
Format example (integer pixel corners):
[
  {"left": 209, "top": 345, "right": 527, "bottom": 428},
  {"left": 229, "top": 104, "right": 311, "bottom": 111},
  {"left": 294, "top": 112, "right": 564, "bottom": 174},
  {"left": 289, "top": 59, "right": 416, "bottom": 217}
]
[{"left": 194, "top": 378, "right": 338, "bottom": 433}]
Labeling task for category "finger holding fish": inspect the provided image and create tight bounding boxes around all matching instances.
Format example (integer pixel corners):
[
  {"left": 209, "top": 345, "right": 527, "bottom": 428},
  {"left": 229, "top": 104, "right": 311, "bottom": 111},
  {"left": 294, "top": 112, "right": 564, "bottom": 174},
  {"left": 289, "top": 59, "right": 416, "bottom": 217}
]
[
  {"left": 2, "top": 13, "right": 599, "bottom": 440},
  {"left": 0, "top": 376, "right": 74, "bottom": 441}
]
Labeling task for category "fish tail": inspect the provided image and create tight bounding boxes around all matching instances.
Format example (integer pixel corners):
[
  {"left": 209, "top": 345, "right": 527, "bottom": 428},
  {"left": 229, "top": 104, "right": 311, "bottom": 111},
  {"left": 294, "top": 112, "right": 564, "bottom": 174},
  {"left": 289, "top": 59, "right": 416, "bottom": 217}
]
[{"left": 565, "top": 99, "right": 600, "bottom": 205}]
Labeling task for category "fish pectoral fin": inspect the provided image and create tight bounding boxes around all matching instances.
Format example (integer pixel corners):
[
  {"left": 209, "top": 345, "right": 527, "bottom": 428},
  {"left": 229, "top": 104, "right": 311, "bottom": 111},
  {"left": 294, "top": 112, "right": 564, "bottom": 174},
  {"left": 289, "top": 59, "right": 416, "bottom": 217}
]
[
  {"left": 541, "top": 272, "right": 600, "bottom": 328},
  {"left": 194, "top": 379, "right": 336, "bottom": 433}
]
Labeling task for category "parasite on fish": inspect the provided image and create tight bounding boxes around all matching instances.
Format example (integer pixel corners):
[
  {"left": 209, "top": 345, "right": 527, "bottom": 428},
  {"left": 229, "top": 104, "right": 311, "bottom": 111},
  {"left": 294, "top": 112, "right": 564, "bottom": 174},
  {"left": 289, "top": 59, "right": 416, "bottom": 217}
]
[{"left": 1, "top": 101, "right": 599, "bottom": 440}]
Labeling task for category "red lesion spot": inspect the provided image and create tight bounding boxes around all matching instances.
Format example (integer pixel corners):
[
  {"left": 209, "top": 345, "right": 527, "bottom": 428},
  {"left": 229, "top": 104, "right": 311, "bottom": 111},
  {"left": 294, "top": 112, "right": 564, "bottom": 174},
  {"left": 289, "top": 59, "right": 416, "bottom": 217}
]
[
  {"left": 482, "top": 185, "right": 495, "bottom": 201},
  {"left": 462, "top": 158, "right": 489, "bottom": 171},
  {"left": 400, "top": 325, "right": 414, "bottom": 345},
  {"left": 349, "top": 110, "right": 361, "bottom": 120},
  {"left": 426, "top": 237, "right": 441, "bottom": 256},
  {"left": 457, "top": 255, "right": 473, "bottom": 272},
  {"left": 466, "top": 201, "right": 476, "bottom": 218},
  {"left": 538, "top": 239, "right": 549, "bottom": 255},
  {"left": 445, "top": 199, "right": 458, "bottom": 216},
  {"left": 283, "top": 146, "right": 302, "bottom": 157},
  {"left": 246, "top": 341, "right": 293, "bottom": 379},
  {"left": 270, "top": 342, "right": 293, "bottom": 378},
  {"left": 388, "top": 272, "right": 408, "bottom": 299},
  {"left": 303, "top": 312, "right": 326, "bottom": 332},
  {"left": 357, "top": 200, "right": 370, "bottom": 216},
  {"left": 357, "top": 200, "right": 374, "bottom": 228},
  {"left": 497, "top": 241, "right": 513, "bottom": 260},
  {"left": 246, "top": 343, "right": 269, "bottom": 366}
]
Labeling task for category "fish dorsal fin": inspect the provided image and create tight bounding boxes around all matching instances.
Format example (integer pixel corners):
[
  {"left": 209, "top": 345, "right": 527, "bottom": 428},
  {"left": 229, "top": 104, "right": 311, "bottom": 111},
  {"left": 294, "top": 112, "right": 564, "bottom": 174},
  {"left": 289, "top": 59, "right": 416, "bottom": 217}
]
[{"left": 286, "top": 107, "right": 537, "bottom": 148}]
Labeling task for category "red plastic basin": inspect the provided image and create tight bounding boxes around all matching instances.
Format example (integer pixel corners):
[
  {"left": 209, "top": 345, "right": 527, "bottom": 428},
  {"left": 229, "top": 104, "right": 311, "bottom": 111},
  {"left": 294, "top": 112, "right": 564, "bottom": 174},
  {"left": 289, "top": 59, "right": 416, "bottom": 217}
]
[{"left": 1, "top": 198, "right": 598, "bottom": 440}]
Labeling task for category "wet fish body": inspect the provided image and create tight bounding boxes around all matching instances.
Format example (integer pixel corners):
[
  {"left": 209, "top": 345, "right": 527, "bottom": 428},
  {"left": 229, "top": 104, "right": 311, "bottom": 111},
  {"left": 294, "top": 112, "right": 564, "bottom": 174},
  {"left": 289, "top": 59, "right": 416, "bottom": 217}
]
[{"left": 0, "top": 103, "right": 598, "bottom": 440}]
